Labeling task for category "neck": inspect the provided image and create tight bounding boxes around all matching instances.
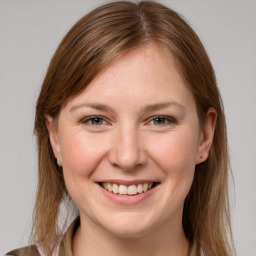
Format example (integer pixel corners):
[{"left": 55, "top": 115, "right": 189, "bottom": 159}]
[{"left": 72, "top": 214, "right": 190, "bottom": 256}]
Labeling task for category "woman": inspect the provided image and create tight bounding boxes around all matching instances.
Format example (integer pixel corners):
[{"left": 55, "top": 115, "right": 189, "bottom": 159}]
[{"left": 6, "top": 1, "right": 235, "bottom": 255}]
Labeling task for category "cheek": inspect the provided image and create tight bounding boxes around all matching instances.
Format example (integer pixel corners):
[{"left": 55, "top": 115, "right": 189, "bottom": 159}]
[
  {"left": 59, "top": 130, "right": 109, "bottom": 178},
  {"left": 148, "top": 129, "right": 198, "bottom": 196},
  {"left": 58, "top": 130, "right": 110, "bottom": 208},
  {"left": 150, "top": 130, "right": 198, "bottom": 171}
]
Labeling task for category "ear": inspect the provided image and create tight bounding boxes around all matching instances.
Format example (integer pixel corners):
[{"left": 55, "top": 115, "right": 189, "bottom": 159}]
[
  {"left": 45, "top": 114, "right": 62, "bottom": 166},
  {"left": 196, "top": 108, "right": 217, "bottom": 164}
]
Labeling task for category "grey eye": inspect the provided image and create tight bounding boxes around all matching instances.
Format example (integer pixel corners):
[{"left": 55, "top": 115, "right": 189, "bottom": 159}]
[
  {"left": 89, "top": 117, "right": 104, "bottom": 125},
  {"left": 149, "top": 116, "right": 175, "bottom": 125},
  {"left": 81, "top": 116, "right": 106, "bottom": 126}
]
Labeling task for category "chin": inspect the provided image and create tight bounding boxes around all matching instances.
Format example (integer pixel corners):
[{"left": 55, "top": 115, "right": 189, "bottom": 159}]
[
  {"left": 100, "top": 214, "right": 157, "bottom": 239},
  {"left": 107, "top": 225, "right": 153, "bottom": 239}
]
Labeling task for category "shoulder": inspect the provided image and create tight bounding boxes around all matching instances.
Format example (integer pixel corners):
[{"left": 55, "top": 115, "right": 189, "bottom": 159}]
[
  {"left": 5, "top": 245, "right": 41, "bottom": 256},
  {"left": 5, "top": 217, "right": 80, "bottom": 256}
]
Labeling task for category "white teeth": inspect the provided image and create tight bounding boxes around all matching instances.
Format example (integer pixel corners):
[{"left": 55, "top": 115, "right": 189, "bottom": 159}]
[
  {"left": 112, "top": 184, "right": 119, "bottom": 194},
  {"left": 119, "top": 185, "right": 127, "bottom": 194},
  {"left": 128, "top": 185, "right": 137, "bottom": 195},
  {"left": 137, "top": 184, "right": 143, "bottom": 193},
  {"left": 143, "top": 183, "right": 148, "bottom": 192},
  {"left": 102, "top": 182, "right": 154, "bottom": 195},
  {"left": 107, "top": 183, "right": 113, "bottom": 192}
]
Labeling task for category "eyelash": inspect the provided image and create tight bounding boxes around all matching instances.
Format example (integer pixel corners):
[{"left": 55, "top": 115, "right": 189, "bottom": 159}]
[
  {"left": 148, "top": 116, "right": 176, "bottom": 126},
  {"left": 80, "top": 115, "right": 176, "bottom": 127},
  {"left": 80, "top": 116, "right": 107, "bottom": 126}
]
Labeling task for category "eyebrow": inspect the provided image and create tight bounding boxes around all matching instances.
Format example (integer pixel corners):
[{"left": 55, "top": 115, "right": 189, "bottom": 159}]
[
  {"left": 70, "top": 101, "right": 185, "bottom": 113},
  {"left": 70, "top": 103, "right": 113, "bottom": 112},
  {"left": 142, "top": 102, "right": 185, "bottom": 112}
]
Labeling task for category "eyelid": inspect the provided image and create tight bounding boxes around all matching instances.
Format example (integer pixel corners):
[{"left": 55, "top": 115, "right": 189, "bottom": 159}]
[
  {"left": 80, "top": 115, "right": 109, "bottom": 126},
  {"left": 79, "top": 115, "right": 176, "bottom": 127},
  {"left": 147, "top": 115, "right": 177, "bottom": 125}
]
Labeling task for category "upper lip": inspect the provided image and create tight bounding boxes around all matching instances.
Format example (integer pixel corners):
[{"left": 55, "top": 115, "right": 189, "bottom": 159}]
[{"left": 97, "top": 179, "right": 160, "bottom": 186}]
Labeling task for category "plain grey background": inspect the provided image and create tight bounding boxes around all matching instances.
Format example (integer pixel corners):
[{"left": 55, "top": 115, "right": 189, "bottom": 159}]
[{"left": 0, "top": 0, "right": 255, "bottom": 255}]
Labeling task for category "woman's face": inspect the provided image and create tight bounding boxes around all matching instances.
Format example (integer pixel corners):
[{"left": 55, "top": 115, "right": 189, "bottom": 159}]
[{"left": 47, "top": 45, "right": 214, "bottom": 238}]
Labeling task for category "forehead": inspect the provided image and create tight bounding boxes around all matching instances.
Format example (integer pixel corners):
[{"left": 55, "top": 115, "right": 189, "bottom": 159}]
[{"left": 65, "top": 45, "right": 195, "bottom": 111}]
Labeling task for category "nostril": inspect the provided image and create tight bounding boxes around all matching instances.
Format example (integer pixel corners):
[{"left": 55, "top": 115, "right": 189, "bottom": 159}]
[{"left": 108, "top": 141, "right": 148, "bottom": 171}]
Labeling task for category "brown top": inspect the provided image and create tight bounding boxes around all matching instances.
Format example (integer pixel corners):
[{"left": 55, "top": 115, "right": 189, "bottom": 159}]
[{"left": 6, "top": 217, "right": 80, "bottom": 256}]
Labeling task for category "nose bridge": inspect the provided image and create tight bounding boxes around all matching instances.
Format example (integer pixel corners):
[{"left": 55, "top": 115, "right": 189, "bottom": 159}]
[{"left": 109, "top": 122, "right": 147, "bottom": 170}]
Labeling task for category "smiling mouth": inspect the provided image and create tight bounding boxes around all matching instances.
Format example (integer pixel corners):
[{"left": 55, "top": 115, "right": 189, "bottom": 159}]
[{"left": 99, "top": 182, "right": 160, "bottom": 195}]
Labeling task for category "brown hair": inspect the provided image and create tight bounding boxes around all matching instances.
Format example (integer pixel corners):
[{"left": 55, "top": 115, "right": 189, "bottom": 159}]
[{"left": 33, "top": 1, "right": 235, "bottom": 255}]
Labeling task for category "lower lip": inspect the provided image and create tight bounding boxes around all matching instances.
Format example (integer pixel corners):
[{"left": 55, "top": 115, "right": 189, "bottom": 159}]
[{"left": 97, "top": 184, "right": 158, "bottom": 205}]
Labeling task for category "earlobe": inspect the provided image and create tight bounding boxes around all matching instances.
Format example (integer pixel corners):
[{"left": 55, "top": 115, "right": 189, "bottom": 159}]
[
  {"left": 196, "top": 108, "right": 217, "bottom": 164},
  {"left": 45, "top": 114, "right": 62, "bottom": 164}
]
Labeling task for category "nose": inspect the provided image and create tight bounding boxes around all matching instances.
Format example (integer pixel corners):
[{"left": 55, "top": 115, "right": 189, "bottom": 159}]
[{"left": 108, "top": 126, "right": 148, "bottom": 171}]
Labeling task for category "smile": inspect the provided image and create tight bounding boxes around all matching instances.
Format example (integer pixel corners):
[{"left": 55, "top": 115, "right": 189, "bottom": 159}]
[
  {"left": 97, "top": 181, "right": 160, "bottom": 205},
  {"left": 101, "top": 182, "right": 154, "bottom": 195}
]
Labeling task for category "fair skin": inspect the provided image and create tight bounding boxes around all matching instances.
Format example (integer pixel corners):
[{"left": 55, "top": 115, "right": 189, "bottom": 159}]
[{"left": 46, "top": 45, "right": 216, "bottom": 256}]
